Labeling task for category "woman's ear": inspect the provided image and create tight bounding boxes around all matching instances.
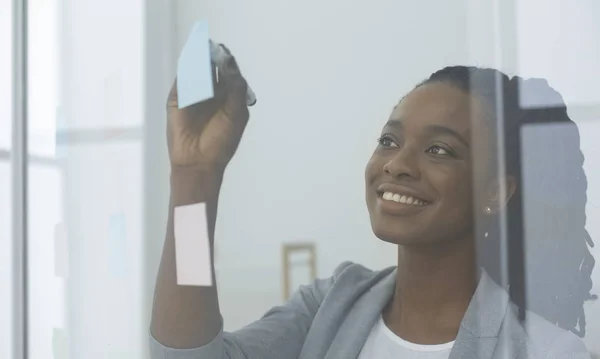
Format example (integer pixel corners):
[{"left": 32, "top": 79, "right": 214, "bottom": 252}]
[{"left": 484, "top": 176, "right": 516, "bottom": 214}]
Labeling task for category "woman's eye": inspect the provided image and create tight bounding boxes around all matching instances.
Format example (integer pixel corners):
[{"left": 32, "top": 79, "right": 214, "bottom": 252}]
[
  {"left": 426, "top": 145, "right": 452, "bottom": 156},
  {"left": 378, "top": 136, "right": 399, "bottom": 148}
]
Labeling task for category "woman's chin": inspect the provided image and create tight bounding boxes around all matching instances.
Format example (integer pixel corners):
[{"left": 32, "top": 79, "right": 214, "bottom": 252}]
[{"left": 372, "top": 227, "right": 423, "bottom": 246}]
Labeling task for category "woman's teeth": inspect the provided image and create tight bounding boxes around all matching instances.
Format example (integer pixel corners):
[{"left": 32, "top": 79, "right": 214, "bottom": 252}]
[{"left": 382, "top": 191, "right": 427, "bottom": 206}]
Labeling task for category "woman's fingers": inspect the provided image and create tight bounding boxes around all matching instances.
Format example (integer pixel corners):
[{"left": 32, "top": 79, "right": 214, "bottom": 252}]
[{"left": 217, "top": 54, "right": 249, "bottom": 121}]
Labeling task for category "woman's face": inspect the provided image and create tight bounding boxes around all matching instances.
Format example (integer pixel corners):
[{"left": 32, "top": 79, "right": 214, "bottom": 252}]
[{"left": 365, "top": 82, "right": 493, "bottom": 246}]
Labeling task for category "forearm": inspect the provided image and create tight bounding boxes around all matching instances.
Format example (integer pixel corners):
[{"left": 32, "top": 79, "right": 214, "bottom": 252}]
[{"left": 150, "top": 168, "right": 224, "bottom": 349}]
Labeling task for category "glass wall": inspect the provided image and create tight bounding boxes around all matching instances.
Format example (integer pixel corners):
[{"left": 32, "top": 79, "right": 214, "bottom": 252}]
[
  {"left": 1, "top": 0, "right": 13, "bottom": 357},
  {"left": 23, "top": 0, "right": 148, "bottom": 357},
  {"left": 26, "top": 1, "right": 63, "bottom": 357},
  {"left": 5, "top": 0, "right": 600, "bottom": 358}
]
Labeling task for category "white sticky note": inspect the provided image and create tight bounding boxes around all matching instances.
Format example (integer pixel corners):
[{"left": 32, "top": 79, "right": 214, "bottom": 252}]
[
  {"left": 54, "top": 222, "right": 69, "bottom": 278},
  {"left": 177, "top": 20, "right": 214, "bottom": 109},
  {"left": 174, "top": 203, "right": 213, "bottom": 286}
]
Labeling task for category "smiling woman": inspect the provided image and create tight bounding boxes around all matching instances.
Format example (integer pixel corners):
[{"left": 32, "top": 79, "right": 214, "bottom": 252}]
[
  {"left": 366, "top": 81, "right": 481, "bottom": 248},
  {"left": 150, "top": 63, "right": 594, "bottom": 359}
]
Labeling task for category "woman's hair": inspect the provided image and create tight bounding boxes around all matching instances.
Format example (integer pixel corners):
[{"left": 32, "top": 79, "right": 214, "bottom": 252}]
[{"left": 417, "top": 66, "right": 596, "bottom": 337}]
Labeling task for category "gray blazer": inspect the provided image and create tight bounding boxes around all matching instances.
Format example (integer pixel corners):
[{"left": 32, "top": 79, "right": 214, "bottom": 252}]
[{"left": 150, "top": 262, "right": 591, "bottom": 358}]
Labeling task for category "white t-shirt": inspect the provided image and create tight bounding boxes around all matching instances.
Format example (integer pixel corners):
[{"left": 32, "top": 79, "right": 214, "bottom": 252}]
[{"left": 357, "top": 316, "right": 455, "bottom": 359}]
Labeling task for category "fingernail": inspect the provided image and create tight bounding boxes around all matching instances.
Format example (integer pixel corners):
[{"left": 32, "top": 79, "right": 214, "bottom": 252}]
[{"left": 219, "top": 44, "right": 232, "bottom": 56}]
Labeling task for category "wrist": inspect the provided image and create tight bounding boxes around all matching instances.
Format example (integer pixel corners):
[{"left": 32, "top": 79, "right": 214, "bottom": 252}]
[{"left": 170, "top": 166, "right": 224, "bottom": 206}]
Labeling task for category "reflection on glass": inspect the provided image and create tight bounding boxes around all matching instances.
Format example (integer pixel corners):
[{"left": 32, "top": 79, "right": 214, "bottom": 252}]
[{"left": 521, "top": 120, "right": 595, "bottom": 336}]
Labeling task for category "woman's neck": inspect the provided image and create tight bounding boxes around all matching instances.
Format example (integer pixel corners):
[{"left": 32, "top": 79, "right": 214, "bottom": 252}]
[{"left": 383, "top": 239, "right": 478, "bottom": 345}]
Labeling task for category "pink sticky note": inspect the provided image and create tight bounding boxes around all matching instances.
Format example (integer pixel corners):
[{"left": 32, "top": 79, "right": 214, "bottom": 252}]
[{"left": 174, "top": 203, "right": 213, "bottom": 286}]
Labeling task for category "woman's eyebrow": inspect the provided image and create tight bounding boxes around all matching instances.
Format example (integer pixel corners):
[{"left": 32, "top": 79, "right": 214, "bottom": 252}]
[
  {"left": 384, "top": 120, "right": 470, "bottom": 148},
  {"left": 425, "top": 124, "right": 470, "bottom": 148},
  {"left": 384, "top": 119, "right": 403, "bottom": 128}
]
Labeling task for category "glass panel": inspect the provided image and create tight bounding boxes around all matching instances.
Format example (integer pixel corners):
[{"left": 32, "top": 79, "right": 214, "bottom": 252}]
[
  {"left": 26, "top": 164, "right": 64, "bottom": 359},
  {"left": 15, "top": 0, "right": 598, "bottom": 358},
  {"left": 0, "top": 0, "right": 13, "bottom": 357},
  {"left": 26, "top": 0, "right": 147, "bottom": 358},
  {"left": 514, "top": 2, "right": 600, "bottom": 354},
  {"left": 0, "top": 0, "right": 12, "bottom": 149},
  {"left": 60, "top": 142, "right": 143, "bottom": 359},
  {"left": 0, "top": 161, "right": 12, "bottom": 359},
  {"left": 466, "top": 0, "right": 600, "bottom": 356},
  {"left": 26, "top": 1, "right": 64, "bottom": 358},
  {"left": 28, "top": 0, "right": 58, "bottom": 157}
]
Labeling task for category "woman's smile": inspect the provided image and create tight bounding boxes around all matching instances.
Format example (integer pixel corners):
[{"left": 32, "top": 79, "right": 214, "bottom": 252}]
[
  {"left": 376, "top": 183, "right": 432, "bottom": 216},
  {"left": 377, "top": 194, "right": 430, "bottom": 216}
]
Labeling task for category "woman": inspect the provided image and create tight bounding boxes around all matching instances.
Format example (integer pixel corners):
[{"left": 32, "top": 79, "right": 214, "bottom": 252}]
[{"left": 150, "top": 49, "right": 595, "bottom": 358}]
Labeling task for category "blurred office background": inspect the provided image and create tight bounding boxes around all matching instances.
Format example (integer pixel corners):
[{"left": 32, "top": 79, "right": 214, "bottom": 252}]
[{"left": 1, "top": 0, "right": 599, "bottom": 358}]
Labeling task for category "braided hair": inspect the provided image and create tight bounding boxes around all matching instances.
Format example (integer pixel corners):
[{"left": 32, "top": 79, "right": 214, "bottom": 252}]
[{"left": 417, "top": 66, "right": 596, "bottom": 337}]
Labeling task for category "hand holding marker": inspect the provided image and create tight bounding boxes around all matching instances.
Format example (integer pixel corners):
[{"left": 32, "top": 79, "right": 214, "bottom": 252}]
[
  {"left": 152, "top": 23, "right": 256, "bottom": 349},
  {"left": 209, "top": 40, "right": 256, "bottom": 106}
]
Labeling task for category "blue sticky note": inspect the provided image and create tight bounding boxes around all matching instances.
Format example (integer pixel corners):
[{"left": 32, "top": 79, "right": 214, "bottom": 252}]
[
  {"left": 52, "top": 327, "right": 70, "bottom": 359},
  {"left": 108, "top": 213, "right": 127, "bottom": 278},
  {"left": 177, "top": 20, "right": 214, "bottom": 109}
]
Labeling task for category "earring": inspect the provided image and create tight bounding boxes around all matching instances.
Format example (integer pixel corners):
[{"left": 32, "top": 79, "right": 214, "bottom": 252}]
[
  {"left": 485, "top": 206, "right": 492, "bottom": 215},
  {"left": 484, "top": 232, "right": 489, "bottom": 238}
]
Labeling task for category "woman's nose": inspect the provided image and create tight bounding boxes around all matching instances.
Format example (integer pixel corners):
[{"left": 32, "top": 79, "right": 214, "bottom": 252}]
[{"left": 383, "top": 148, "right": 421, "bottom": 179}]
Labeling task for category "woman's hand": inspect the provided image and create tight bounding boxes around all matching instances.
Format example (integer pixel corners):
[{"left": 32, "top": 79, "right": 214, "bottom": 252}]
[{"left": 167, "top": 51, "right": 250, "bottom": 174}]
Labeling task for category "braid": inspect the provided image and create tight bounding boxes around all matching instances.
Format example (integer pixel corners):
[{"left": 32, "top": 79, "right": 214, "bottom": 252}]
[{"left": 418, "top": 66, "right": 596, "bottom": 337}]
